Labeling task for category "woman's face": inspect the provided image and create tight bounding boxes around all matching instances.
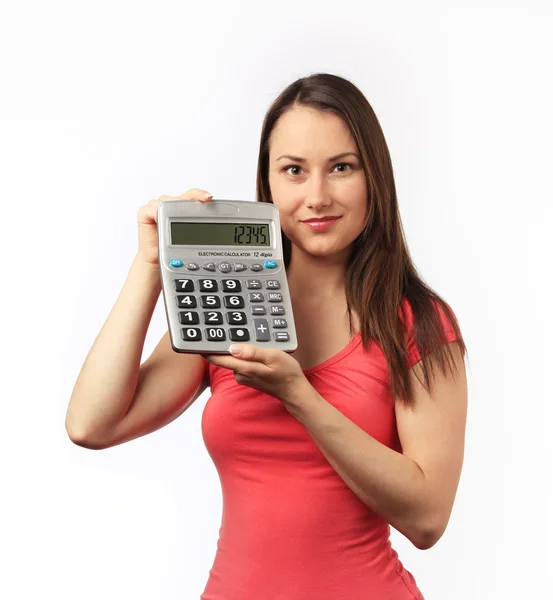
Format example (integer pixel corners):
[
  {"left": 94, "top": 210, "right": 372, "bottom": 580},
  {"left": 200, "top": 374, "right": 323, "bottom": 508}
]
[{"left": 268, "top": 105, "right": 369, "bottom": 260}]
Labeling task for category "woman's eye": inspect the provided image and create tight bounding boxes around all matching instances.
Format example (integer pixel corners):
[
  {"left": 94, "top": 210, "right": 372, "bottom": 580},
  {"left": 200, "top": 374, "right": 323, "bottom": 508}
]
[
  {"left": 282, "top": 162, "right": 354, "bottom": 176},
  {"left": 284, "top": 165, "right": 302, "bottom": 176}
]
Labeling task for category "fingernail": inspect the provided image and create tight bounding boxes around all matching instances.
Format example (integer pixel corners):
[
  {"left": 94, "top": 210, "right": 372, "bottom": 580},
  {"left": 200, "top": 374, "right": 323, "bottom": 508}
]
[
  {"left": 203, "top": 192, "right": 212, "bottom": 199},
  {"left": 229, "top": 344, "right": 242, "bottom": 356}
]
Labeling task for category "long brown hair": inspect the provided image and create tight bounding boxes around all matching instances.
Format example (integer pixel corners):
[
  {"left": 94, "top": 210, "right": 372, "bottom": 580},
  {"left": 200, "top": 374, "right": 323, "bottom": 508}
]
[{"left": 255, "top": 73, "right": 467, "bottom": 408}]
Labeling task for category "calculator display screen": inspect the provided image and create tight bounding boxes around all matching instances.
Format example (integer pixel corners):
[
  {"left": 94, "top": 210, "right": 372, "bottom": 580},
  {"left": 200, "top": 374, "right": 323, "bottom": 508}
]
[{"left": 170, "top": 222, "right": 271, "bottom": 246}]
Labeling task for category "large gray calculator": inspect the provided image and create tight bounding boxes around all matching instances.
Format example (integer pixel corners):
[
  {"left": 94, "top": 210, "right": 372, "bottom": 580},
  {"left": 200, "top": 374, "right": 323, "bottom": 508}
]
[{"left": 158, "top": 199, "right": 298, "bottom": 354}]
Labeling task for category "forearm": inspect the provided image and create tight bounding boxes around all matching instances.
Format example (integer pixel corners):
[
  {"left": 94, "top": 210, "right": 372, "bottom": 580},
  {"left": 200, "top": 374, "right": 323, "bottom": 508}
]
[
  {"left": 284, "top": 381, "right": 436, "bottom": 549},
  {"left": 65, "top": 254, "right": 162, "bottom": 440}
]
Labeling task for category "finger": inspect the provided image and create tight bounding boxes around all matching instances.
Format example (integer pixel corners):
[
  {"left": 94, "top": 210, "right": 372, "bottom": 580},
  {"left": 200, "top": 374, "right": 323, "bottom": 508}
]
[
  {"left": 205, "top": 354, "right": 248, "bottom": 371},
  {"left": 229, "top": 343, "right": 272, "bottom": 364},
  {"left": 177, "top": 189, "right": 213, "bottom": 201}
]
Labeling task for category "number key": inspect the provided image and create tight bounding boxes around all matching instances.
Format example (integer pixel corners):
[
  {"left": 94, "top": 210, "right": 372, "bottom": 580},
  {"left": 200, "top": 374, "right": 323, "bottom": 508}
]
[
  {"left": 222, "top": 279, "right": 242, "bottom": 292},
  {"left": 224, "top": 295, "right": 245, "bottom": 309}
]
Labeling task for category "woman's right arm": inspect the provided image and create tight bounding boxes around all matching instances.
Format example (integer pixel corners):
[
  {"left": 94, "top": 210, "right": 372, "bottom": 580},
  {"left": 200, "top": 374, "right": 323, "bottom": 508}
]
[{"left": 65, "top": 189, "right": 213, "bottom": 450}]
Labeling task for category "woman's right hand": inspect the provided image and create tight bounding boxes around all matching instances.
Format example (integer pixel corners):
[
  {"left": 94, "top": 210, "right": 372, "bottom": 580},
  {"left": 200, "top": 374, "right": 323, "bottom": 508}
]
[{"left": 137, "top": 189, "right": 213, "bottom": 266}]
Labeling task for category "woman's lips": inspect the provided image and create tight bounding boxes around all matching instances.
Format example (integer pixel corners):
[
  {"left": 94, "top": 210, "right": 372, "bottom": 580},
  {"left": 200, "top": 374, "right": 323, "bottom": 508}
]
[{"left": 301, "top": 217, "right": 342, "bottom": 231}]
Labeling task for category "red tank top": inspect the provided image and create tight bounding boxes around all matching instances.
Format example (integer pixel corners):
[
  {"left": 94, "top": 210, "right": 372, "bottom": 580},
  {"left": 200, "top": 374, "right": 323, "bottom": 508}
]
[{"left": 199, "top": 298, "right": 458, "bottom": 599}]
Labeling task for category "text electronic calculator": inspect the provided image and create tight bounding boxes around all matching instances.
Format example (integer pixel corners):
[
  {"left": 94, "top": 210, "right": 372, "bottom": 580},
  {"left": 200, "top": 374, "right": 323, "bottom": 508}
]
[{"left": 158, "top": 199, "right": 298, "bottom": 355}]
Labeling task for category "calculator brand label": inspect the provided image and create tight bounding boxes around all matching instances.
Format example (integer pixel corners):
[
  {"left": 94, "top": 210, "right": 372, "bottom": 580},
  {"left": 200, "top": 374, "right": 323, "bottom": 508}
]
[{"left": 197, "top": 251, "right": 274, "bottom": 258}]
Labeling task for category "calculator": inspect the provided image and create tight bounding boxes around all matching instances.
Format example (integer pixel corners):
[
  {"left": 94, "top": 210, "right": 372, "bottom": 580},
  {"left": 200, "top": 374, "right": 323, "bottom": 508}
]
[{"left": 158, "top": 199, "right": 298, "bottom": 355}]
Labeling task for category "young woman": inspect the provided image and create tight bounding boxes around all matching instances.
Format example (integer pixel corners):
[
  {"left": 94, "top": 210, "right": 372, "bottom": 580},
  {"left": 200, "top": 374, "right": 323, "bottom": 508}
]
[{"left": 66, "top": 73, "right": 468, "bottom": 600}]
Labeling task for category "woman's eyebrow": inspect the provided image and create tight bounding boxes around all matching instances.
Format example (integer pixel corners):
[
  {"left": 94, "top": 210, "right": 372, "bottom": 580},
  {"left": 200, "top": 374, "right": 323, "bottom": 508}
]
[{"left": 275, "top": 152, "right": 360, "bottom": 162}]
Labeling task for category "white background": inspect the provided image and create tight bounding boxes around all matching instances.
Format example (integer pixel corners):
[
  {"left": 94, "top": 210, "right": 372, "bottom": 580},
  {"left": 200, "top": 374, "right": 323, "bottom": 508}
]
[{"left": 1, "top": 1, "right": 551, "bottom": 598}]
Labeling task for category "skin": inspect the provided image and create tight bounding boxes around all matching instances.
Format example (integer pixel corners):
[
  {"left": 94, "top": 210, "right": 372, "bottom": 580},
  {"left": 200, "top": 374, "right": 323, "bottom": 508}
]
[{"left": 268, "top": 105, "right": 369, "bottom": 301}]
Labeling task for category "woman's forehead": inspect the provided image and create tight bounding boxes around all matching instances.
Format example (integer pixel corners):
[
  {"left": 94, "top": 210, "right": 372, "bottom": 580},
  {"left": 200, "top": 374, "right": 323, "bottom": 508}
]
[{"left": 269, "top": 107, "right": 355, "bottom": 156}]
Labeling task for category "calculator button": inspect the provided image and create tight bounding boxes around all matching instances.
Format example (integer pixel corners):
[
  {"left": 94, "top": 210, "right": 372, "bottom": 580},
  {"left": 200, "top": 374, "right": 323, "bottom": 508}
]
[
  {"left": 248, "top": 292, "right": 264, "bottom": 303},
  {"left": 206, "top": 327, "right": 226, "bottom": 342},
  {"left": 264, "top": 260, "right": 277, "bottom": 269},
  {"left": 227, "top": 311, "right": 247, "bottom": 325},
  {"left": 186, "top": 263, "right": 200, "bottom": 270},
  {"left": 169, "top": 259, "right": 183, "bottom": 267},
  {"left": 265, "top": 280, "right": 280, "bottom": 289},
  {"left": 179, "top": 311, "right": 199, "bottom": 324},
  {"left": 253, "top": 319, "right": 270, "bottom": 342},
  {"left": 177, "top": 295, "right": 197, "bottom": 308},
  {"left": 249, "top": 263, "right": 263, "bottom": 271},
  {"left": 222, "top": 279, "right": 242, "bottom": 292},
  {"left": 269, "top": 305, "right": 285, "bottom": 315},
  {"left": 224, "top": 295, "right": 245, "bottom": 309},
  {"left": 174, "top": 279, "right": 195, "bottom": 292},
  {"left": 267, "top": 292, "right": 283, "bottom": 302},
  {"left": 233, "top": 263, "right": 247, "bottom": 272},
  {"left": 274, "top": 332, "right": 290, "bottom": 342},
  {"left": 272, "top": 318, "right": 287, "bottom": 328},
  {"left": 199, "top": 279, "right": 218, "bottom": 292},
  {"left": 181, "top": 328, "right": 202, "bottom": 341},
  {"left": 229, "top": 328, "right": 250, "bottom": 342},
  {"left": 250, "top": 306, "right": 267, "bottom": 315},
  {"left": 203, "top": 262, "right": 217, "bottom": 271},
  {"left": 246, "top": 280, "right": 262, "bottom": 289},
  {"left": 203, "top": 311, "right": 223, "bottom": 324},
  {"left": 218, "top": 262, "right": 232, "bottom": 273},
  {"left": 201, "top": 295, "right": 221, "bottom": 308}
]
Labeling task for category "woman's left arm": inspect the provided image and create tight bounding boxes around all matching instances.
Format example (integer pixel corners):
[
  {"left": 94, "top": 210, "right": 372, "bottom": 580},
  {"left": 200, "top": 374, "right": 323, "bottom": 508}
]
[{"left": 284, "top": 341, "right": 468, "bottom": 550}]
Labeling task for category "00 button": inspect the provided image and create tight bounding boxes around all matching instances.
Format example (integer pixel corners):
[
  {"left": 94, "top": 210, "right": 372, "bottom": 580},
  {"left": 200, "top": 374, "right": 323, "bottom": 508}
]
[{"left": 206, "top": 328, "right": 226, "bottom": 341}]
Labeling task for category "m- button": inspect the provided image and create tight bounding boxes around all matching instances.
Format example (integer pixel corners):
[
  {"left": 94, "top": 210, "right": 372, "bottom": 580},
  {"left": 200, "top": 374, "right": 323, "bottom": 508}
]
[{"left": 253, "top": 318, "right": 270, "bottom": 342}]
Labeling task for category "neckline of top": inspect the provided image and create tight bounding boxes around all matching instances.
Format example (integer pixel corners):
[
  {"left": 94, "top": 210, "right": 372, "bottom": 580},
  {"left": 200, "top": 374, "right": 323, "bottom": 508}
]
[{"left": 301, "top": 331, "right": 363, "bottom": 375}]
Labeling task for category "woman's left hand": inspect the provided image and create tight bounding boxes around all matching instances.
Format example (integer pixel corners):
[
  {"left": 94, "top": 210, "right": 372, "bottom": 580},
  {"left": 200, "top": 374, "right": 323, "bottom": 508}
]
[{"left": 204, "top": 343, "right": 308, "bottom": 407}]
